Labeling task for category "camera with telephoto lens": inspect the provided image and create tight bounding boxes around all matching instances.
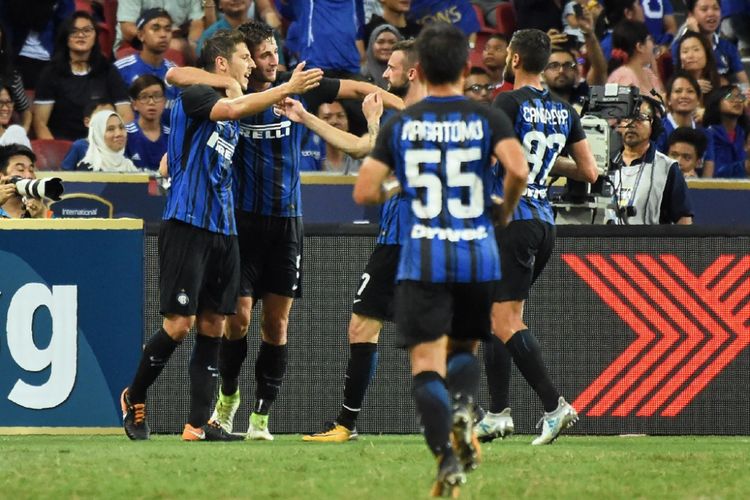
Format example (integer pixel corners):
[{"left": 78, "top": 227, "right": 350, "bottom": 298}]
[{"left": 8, "top": 176, "right": 64, "bottom": 201}]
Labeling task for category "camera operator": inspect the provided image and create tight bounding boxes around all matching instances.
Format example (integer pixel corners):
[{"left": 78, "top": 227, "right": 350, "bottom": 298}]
[
  {"left": 609, "top": 97, "right": 693, "bottom": 225},
  {"left": 0, "top": 144, "right": 47, "bottom": 219}
]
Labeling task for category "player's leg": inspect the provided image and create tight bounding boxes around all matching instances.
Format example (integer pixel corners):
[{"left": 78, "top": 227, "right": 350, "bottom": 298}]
[
  {"left": 122, "top": 220, "right": 202, "bottom": 440},
  {"left": 397, "top": 281, "right": 465, "bottom": 497},
  {"left": 477, "top": 336, "right": 514, "bottom": 442}
]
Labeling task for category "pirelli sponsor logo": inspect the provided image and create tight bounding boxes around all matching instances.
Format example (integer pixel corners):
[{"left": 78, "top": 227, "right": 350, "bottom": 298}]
[{"left": 240, "top": 121, "right": 292, "bottom": 139}]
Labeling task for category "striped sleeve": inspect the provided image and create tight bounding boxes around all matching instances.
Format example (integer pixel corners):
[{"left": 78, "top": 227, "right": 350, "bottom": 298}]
[{"left": 9, "top": 72, "right": 29, "bottom": 112}]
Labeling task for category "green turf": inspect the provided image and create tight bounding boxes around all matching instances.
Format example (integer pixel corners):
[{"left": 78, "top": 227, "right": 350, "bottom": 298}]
[{"left": 1, "top": 435, "right": 749, "bottom": 499}]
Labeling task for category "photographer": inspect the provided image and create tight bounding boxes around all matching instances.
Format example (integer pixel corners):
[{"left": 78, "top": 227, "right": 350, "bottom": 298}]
[
  {"left": 0, "top": 144, "right": 47, "bottom": 219},
  {"left": 609, "top": 97, "right": 693, "bottom": 224}
]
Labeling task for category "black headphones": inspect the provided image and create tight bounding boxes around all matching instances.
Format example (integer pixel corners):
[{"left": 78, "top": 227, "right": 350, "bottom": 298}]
[{"left": 641, "top": 93, "right": 666, "bottom": 141}]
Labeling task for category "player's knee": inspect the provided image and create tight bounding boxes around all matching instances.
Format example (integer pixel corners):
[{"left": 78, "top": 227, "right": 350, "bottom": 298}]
[
  {"left": 197, "top": 313, "right": 225, "bottom": 338},
  {"left": 348, "top": 314, "right": 381, "bottom": 344},
  {"left": 261, "top": 314, "right": 288, "bottom": 344},
  {"left": 162, "top": 315, "right": 193, "bottom": 341}
]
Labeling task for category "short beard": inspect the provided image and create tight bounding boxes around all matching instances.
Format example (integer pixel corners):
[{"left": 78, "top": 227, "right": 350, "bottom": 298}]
[
  {"left": 503, "top": 64, "right": 514, "bottom": 84},
  {"left": 388, "top": 80, "right": 410, "bottom": 98}
]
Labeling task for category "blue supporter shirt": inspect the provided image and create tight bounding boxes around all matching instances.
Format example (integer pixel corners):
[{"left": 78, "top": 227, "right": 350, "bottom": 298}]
[
  {"left": 493, "top": 86, "right": 586, "bottom": 224},
  {"left": 671, "top": 32, "right": 744, "bottom": 77},
  {"left": 114, "top": 53, "right": 180, "bottom": 125},
  {"left": 163, "top": 85, "right": 239, "bottom": 235},
  {"left": 125, "top": 121, "right": 170, "bottom": 171},
  {"left": 408, "top": 0, "right": 480, "bottom": 35},
  {"left": 296, "top": 0, "right": 364, "bottom": 74},
  {"left": 706, "top": 124, "right": 748, "bottom": 178},
  {"left": 233, "top": 74, "right": 340, "bottom": 217},
  {"left": 655, "top": 115, "right": 715, "bottom": 163},
  {"left": 61, "top": 139, "right": 89, "bottom": 170},
  {"left": 642, "top": 0, "right": 674, "bottom": 45},
  {"left": 299, "top": 128, "right": 324, "bottom": 172},
  {"left": 369, "top": 95, "right": 515, "bottom": 283}
]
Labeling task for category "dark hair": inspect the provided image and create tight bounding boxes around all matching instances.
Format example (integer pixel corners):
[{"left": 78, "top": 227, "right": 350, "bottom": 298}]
[
  {"left": 237, "top": 20, "right": 275, "bottom": 53},
  {"left": 549, "top": 47, "right": 577, "bottom": 62},
  {"left": 487, "top": 33, "right": 509, "bottom": 45},
  {"left": 686, "top": 0, "right": 720, "bottom": 12},
  {"left": 128, "top": 74, "right": 166, "bottom": 100},
  {"left": 0, "top": 144, "right": 36, "bottom": 174},
  {"left": 392, "top": 38, "right": 418, "bottom": 69},
  {"left": 0, "top": 24, "right": 15, "bottom": 81},
  {"left": 595, "top": 0, "right": 641, "bottom": 39},
  {"left": 703, "top": 85, "right": 749, "bottom": 130},
  {"left": 666, "top": 70, "right": 702, "bottom": 99},
  {"left": 608, "top": 20, "right": 650, "bottom": 73},
  {"left": 200, "top": 30, "right": 247, "bottom": 71},
  {"left": 667, "top": 127, "right": 708, "bottom": 158},
  {"left": 51, "top": 11, "right": 108, "bottom": 76},
  {"left": 469, "top": 66, "right": 490, "bottom": 77},
  {"left": 508, "top": 29, "right": 551, "bottom": 74},
  {"left": 415, "top": 23, "right": 468, "bottom": 85},
  {"left": 82, "top": 98, "right": 114, "bottom": 120},
  {"left": 675, "top": 31, "right": 721, "bottom": 90}
]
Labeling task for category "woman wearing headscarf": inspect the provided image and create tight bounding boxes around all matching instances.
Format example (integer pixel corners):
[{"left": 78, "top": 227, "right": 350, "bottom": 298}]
[
  {"left": 77, "top": 110, "right": 139, "bottom": 172},
  {"left": 361, "top": 24, "right": 402, "bottom": 89}
]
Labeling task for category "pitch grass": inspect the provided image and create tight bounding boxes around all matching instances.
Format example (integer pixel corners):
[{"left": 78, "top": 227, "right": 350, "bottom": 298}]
[{"left": 2, "top": 435, "right": 749, "bottom": 499}]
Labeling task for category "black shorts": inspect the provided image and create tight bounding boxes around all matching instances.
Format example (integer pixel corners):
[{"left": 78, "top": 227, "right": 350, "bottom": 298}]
[
  {"left": 159, "top": 219, "right": 240, "bottom": 316},
  {"left": 395, "top": 280, "right": 494, "bottom": 348},
  {"left": 352, "top": 244, "right": 399, "bottom": 322},
  {"left": 494, "top": 219, "right": 556, "bottom": 302},
  {"left": 237, "top": 211, "right": 303, "bottom": 299}
]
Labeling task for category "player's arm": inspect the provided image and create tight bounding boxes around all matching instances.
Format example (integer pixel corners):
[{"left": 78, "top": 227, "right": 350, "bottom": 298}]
[
  {"left": 551, "top": 140, "right": 599, "bottom": 183},
  {"left": 493, "top": 138, "right": 529, "bottom": 226},
  {"left": 353, "top": 158, "right": 391, "bottom": 204},
  {"left": 337, "top": 79, "right": 405, "bottom": 111},
  {"left": 166, "top": 66, "right": 244, "bottom": 98}
]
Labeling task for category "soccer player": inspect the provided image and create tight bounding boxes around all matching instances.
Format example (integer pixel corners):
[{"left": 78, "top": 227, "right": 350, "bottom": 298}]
[
  {"left": 119, "top": 29, "right": 323, "bottom": 442},
  {"left": 168, "top": 20, "right": 405, "bottom": 441},
  {"left": 289, "top": 39, "right": 426, "bottom": 443},
  {"left": 478, "top": 29, "right": 598, "bottom": 445},
  {"left": 354, "top": 23, "right": 528, "bottom": 496}
]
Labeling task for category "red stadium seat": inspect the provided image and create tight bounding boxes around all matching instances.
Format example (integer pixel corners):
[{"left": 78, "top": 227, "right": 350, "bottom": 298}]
[
  {"left": 31, "top": 140, "right": 74, "bottom": 171},
  {"left": 495, "top": 3, "right": 517, "bottom": 37}
]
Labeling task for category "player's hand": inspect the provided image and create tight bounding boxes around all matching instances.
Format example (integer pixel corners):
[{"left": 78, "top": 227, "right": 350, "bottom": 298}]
[
  {"left": 362, "top": 92, "right": 383, "bottom": 123},
  {"left": 697, "top": 78, "right": 713, "bottom": 95},
  {"left": 276, "top": 97, "right": 307, "bottom": 123},
  {"left": 287, "top": 61, "right": 324, "bottom": 95},
  {"left": 490, "top": 194, "right": 511, "bottom": 228},
  {"left": 0, "top": 177, "right": 17, "bottom": 205},
  {"left": 24, "top": 197, "right": 47, "bottom": 219}
]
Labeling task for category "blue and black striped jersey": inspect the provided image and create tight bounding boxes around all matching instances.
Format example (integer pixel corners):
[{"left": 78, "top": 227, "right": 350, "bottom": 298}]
[
  {"left": 493, "top": 86, "right": 585, "bottom": 224},
  {"left": 375, "top": 109, "right": 401, "bottom": 246},
  {"left": 233, "top": 74, "right": 340, "bottom": 217},
  {"left": 370, "top": 95, "right": 515, "bottom": 283},
  {"left": 163, "top": 85, "right": 239, "bottom": 236}
]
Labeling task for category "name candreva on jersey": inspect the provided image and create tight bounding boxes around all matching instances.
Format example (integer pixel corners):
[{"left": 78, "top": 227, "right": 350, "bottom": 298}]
[
  {"left": 521, "top": 105, "right": 569, "bottom": 125},
  {"left": 401, "top": 119, "right": 485, "bottom": 142}
]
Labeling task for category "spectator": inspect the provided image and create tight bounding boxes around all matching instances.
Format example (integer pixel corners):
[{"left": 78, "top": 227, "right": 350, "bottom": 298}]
[
  {"left": 607, "top": 20, "right": 665, "bottom": 98},
  {"left": 512, "top": 0, "right": 563, "bottom": 33},
  {"left": 641, "top": 0, "right": 677, "bottom": 47},
  {"left": 364, "top": 0, "right": 421, "bottom": 45},
  {"left": 115, "top": 8, "right": 180, "bottom": 125},
  {"left": 33, "top": 11, "right": 132, "bottom": 141},
  {"left": 609, "top": 96, "right": 693, "bottom": 224},
  {"left": 666, "top": 126, "right": 708, "bottom": 177},
  {"left": 362, "top": 24, "right": 402, "bottom": 88},
  {"left": 315, "top": 101, "right": 362, "bottom": 174},
  {"left": 672, "top": 0, "right": 749, "bottom": 84},
  {"left": 703, "top": 84, "right": 749, "bottom": 178},
  {"left": 61, "top": 99, "right": 116, "bottom": 170},
  {"left": 543, "top": 48, "right": 590, "bottom": 107},
  {"left": 78, "top": 110, "right": 139, "bottom": 172},
  {"left": 720, "top": 0, "right": 750, "bottom": 57},
  {"left": 408, "top": 0, "right": 481, "bottom": 36},
  {"left": 1, "top": 0, "right": 74, "bottom": 89},
  {"left": 0, "top": 82, "right": 31, "bottom": 148},
  {"left": 0, "top": 25, "right": 32, "bottom": 131},
  {"left": 463, "top": 66, "right": 494, "bottom": 105},
  {"left": 562, "top": 0, "right": 588, "bottom": 44},
  {"left": 674, "top": 31, "right": 722, "bottom": 97},
  {"left": 0, "top": 144, "right": 47, "bottom": 219},
  {"left": 115, "top": 0, "right": 208, "bottom": 64},
  {"left": 125, "top": 75, "right": 169, "bottom": 171},
  {"left": 365, "top": 0, "right": 384, "bottom": 22},
  {"left": 482, "top": 34, "right": 512, "bottom": 95},
  {"left": 596, "top": 0, "right": 645, "bottom": 60}
]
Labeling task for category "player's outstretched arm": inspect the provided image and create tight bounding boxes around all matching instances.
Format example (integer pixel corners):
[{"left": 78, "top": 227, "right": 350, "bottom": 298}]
[
  {"left": 353, "top": 158, "right": 391, "bottom": 205},
  {"left": 494, "top": 138, "right": 529, "bottom": 226},
  {"left": 166, "top": 67, "right": 243, "bottom": 98},
  {"left": 336, "top": 79, "right": 405, "bottom": 110}
]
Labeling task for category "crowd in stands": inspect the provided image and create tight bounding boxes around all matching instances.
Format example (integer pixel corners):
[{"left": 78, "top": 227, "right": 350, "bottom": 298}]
[{"left": 0, "top": 0, "right": 749, "bottom": 203}]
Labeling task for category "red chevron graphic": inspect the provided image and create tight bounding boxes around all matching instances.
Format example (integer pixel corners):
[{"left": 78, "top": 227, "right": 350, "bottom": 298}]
[{"left": 565, "top": 254, "right": 750, "bottom": 417}]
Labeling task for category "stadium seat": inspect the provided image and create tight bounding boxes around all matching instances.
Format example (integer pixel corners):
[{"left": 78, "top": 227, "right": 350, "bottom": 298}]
[
  {"left": 470, "top": 5, "right": 496, "bottom": 69},
  {"left": 495, "top": 3, "right": 517, "bottom": 37},
  {"left": 31, "top": 139, "right": 74, "bottom": 171},
  {"left": 75, "top": 0, "right": 93, "bottom": 13}
]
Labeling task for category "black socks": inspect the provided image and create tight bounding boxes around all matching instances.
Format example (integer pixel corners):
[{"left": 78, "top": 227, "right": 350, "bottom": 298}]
[
  {"left": 505, "top": 329, "right": 560, "bottom": 412},
  {"left": 337, "top": 342, "right": 378, "bottom": 430},
  {"left": 129, "top": 328, "right": 180, "bottom": 403}
]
